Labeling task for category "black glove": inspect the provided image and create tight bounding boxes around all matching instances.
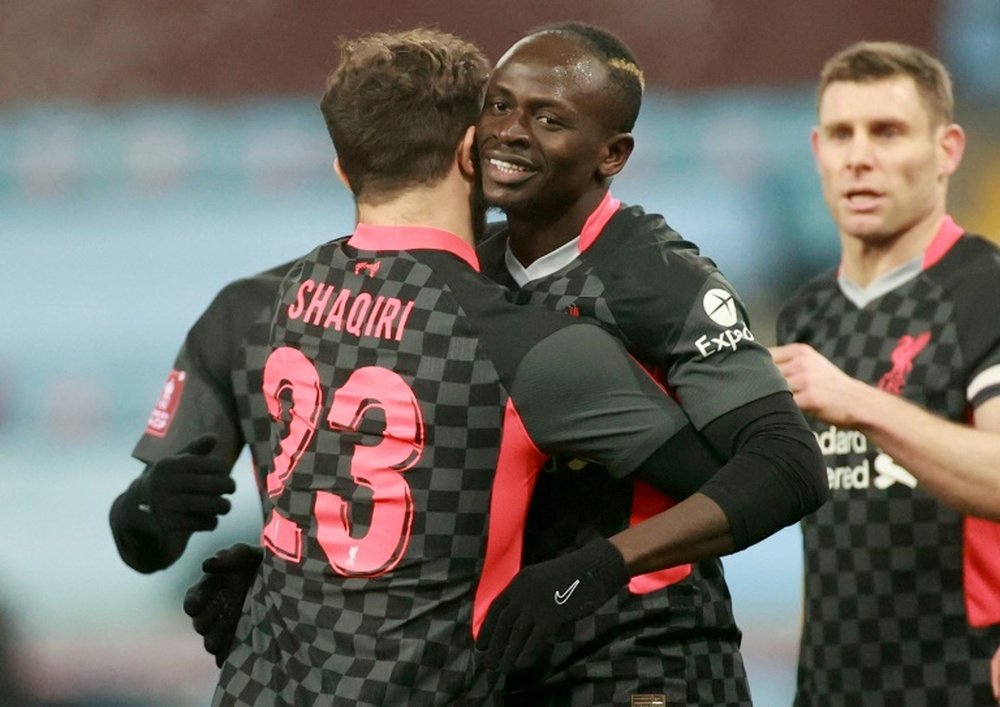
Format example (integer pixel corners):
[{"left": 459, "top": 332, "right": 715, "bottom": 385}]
[
  {"left": 134, "top": 434, "right": 235, "bottom": 534},
  {"left": 476, "top": 537, "right": 628, "bottom": 673},
  {"left": 183, "top": 542, "right": 263, "bottom": 667}
]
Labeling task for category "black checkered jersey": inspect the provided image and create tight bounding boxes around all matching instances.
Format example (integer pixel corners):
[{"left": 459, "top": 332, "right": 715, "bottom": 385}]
[
  {"left": 213, "top": 223, "right": 688, "bottom": 706},
  {"left": 476, "top": 194, "right": 789, "bottom": 706},
  {"left": 777, "top": 222, "right": 1000, "bottom": 705}
]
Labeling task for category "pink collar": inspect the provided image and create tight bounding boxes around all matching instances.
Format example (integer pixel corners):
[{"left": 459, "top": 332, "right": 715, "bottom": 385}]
[
  {"left": 348, "top": 223, "right": 480, "bottom": 271},
  {"left": 578, "top": 192, "right": 622, "bottom": 252},
  {"left": 922, "top": 215, "right": 964, "bottom": 270},
  {"left": 836, "top": 215, "right": 964, "bottom": 276}
]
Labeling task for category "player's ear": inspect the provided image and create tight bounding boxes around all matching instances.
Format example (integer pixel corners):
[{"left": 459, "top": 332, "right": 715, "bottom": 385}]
[
  {"left": 810, "top": 126, "right": 821, "bottom": 164},
  {"left": 333, "top": 158, "right": 351, "bottom": 190},
  {"left": 938, "top": 122, "right": 965, "bottom": 177},
  {"left": 457, "top": 125, "right": 477, "bottom": 180},
  {"left": 598, "top": 132, "right": 635, "bottom": 180}
]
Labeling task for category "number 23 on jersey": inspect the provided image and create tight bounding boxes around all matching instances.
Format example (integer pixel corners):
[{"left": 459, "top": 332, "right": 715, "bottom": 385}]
[{"left": 260, "top": 345, "right": 425, "bottom": 579}]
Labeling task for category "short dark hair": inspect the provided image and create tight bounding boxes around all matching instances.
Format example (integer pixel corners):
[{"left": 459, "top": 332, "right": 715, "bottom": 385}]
[
  {"left": 320, "top": 28, "right": 490, "bottom": 202},
  {"left": 528, "top": 21, "right": 644, "bottom": 133},
  {"left": 818, "top": 41, "right": 954, "bottom": 126}
]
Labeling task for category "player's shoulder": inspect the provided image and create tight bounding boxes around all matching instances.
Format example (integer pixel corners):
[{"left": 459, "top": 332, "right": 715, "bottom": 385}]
[
  {"left": 584, "top": 203, "right": 732, "bottom": 320},
  {"left": 271, "top": 235, "right": 359, "bottom": 290},
  {"left": 195, "top": 259, "right": 296, "bottom": 333},
  {"left": 929, "top": 234, "right": 1000, "bottom": 340},
  {"left": 295, "top": 234, "right": 353, "bottom": 266},
  {"left": 600, "top": 203, "right": 718, "bottom": 274},
  {"left": 220, "top": 258, "right": 301, "bottom": 302},
  {"left": 610, "top": 203, "right": 701, "bottom": 248},
  {"left": 183, "top": 264, "right": 279, "bottom": 345},
  {"left": 931, "top": 235, "right": 1000, "bottom": 374},
  {"left": 489, "top": 313, "right": 622, "bottom": 393},
  {"left": 775, "top": 267, "right": 838, "bottom": 336},
  {"left": 197, "top": 267, "right": 276, "bottom": 320},
  {"left": 932, "top": 233, "right": 1000, "bottom": 292}
]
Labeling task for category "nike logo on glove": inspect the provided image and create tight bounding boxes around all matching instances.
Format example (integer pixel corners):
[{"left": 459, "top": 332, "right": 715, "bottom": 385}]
[{"left": 553, "top": 579, "right": 580, "bottom": 605}]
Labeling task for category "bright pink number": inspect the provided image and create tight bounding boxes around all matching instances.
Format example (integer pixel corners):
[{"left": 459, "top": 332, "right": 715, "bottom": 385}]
[
  {"left": 262, "top": 347, "right": 322, "bottom": 498},
  {"left": 260, "top": 346, "right": 321, "bottom": 562},
  {"left": 315, "top": 366, "right": 423, "bottom": 577},
  {"left": 260, "top": 348, "right": 423, "bottom": 577}
]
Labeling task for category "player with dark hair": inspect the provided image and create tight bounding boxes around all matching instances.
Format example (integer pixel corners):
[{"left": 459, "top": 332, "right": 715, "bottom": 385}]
[
  {"left": 114, "top": 21, "right": 826, "bottom": 705},
  {"left": 770, "top": 41, "right": 1000, "bottom": 705},
  {"left": 203, "top": 26, "right": 824, "bottom": 705},
  {"left": 472, "top": 21, "right": 827, "bottom": 705}
]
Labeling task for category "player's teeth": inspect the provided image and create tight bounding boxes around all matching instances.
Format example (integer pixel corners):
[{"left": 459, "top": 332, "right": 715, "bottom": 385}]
[{"left": 490, "top": 159, "right": 528, "bottom": 173}]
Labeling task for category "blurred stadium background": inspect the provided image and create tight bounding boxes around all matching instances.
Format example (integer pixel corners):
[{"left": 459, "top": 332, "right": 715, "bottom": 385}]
[{"left": 1, "top": 1, "right": 997, "bottom": 704}]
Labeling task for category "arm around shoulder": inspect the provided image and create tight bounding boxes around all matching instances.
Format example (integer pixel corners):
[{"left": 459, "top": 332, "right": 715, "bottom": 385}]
[
  {"left": 608, "top": 391, "right": 828, "bottom": 574},
  {"left": 697, "top": 391, "right": 828, "bottom": 551}
]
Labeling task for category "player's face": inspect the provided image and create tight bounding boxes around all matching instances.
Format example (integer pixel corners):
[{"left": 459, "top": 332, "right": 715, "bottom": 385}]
[
  {"left": 477, "top": 34, "right": 621, "bottom": 219},
  {"left": 812, "top": 76, "right": 961, "bottom": 247}
]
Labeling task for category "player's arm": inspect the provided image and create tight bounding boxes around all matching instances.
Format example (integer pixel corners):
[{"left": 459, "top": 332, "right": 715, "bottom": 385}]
[
  {"left": 626, "top": 422, "right": 724, "bottom": 498},
  {"left": 109, "top": 286, "right": 249, "bottom": 573},
  {"left": 183, "top": 542, "right": 264, "bottom": 666},
  {"left": 478, "top": 326, "right": 826, "bottom": 672},
  {"left": 110, "top": 434, "right": 236, "bottom": 573},
  {"left": 682, "top": 390, "right": 828, "bottom": 551},
  {"left": 588, "top": 390, "right": 825, "bottom": 574},
  {"left": 510, "top": 326, "right": 826, "bottom": 550},
  {"left": 771, "top": 342, "right": 1000, "bottom": 520}
]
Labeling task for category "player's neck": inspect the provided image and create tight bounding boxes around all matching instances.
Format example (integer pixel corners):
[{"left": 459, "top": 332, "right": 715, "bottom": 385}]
[
  {"left": 356, "top": 177, "right": 475, "bottom": 247},
  {"left": 839, "top": 209, "right": 946, "bottom": 287},
  {"left": 504, "top": 188, "right": 607, "bottom": 267}
]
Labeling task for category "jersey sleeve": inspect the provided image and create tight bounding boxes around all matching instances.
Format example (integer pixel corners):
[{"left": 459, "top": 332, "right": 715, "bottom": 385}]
[
  {"left": 952, "top": 244, "right": 1000, "bottom": 409},
  {"left": 610, "top": 239, "right": 789, "bottom": 430},
  {"left": 131, "top": 288, "right": 246, "bottom": 468},
  {"left": 509, "top": 323, "right": 690, "bottom": 478}
]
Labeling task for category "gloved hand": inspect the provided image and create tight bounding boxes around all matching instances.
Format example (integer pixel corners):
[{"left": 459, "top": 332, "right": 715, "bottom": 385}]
[
  {"left": 183, "top": 542, "right": 263, "bottom": 667},
  {"left": 135, "top": 434, "right": 235, "bottom": 534},
  {"left": 476, "top": 537, "right": 628, "bottom": 673}
]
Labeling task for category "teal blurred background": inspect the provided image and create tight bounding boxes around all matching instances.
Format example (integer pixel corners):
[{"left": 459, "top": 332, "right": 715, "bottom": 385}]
[{"left": 1, "top": 1, "right": 998, "bottom": 704}]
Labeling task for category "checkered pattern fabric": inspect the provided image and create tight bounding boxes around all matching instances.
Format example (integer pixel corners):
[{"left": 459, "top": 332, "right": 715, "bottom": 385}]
[
  {"left": 480, "top": 204, "right": 792, "bottom": 705},
  {"left": 216, "top": 244, "right": 508, "bottom": 706},
  {"left": 777, "top": 235, "right": 1000, "bottom": 705},
  {"left": 133, "top": 260, "right": 295, "bottom": 495},
  {"left": 215, "top": 234, "right": 684, "bottom": 706},
  {"left": 502, "top": 558, "right": 751, "bottom": 706},
  {"left": 230, "top": 293, "right": 288, "bottom": 502},
  {"left": 509, "top": 204, "right": 789, "bottom": 430}
]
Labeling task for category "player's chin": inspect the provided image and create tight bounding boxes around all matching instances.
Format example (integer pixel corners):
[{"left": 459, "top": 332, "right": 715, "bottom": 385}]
[{"left": 482, "top": 183, "right": 534, "bottom": 215}]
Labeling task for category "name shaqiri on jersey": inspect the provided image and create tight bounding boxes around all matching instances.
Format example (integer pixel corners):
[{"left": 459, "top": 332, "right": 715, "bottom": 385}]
[{"left": 285, "top": 277, "right": 416, "bottom": 341}]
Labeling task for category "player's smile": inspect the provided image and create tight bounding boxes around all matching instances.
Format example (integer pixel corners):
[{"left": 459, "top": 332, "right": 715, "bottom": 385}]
[
  {"left": 483, "top": 154, "right": 538, "bottom": 187},
  {"left": 476, "top": 32, "right": 620, "bottom": 220}
]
